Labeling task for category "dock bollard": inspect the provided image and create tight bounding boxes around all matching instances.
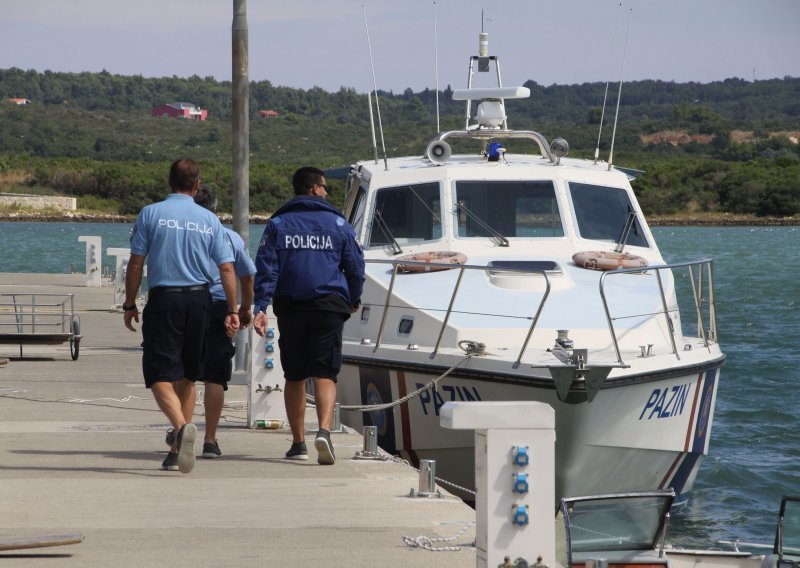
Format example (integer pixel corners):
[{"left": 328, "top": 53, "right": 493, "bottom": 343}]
[
  {"left": 353, "top": 425, "right": 382, "bottom": 460},
  {"left": 363, "top": 425, "right": 378, "bottom": 453},
  {"left": 332, "top": 402, "right": 342, "bottom": 432},
  {"left": 409, "top": 459, "right": 442, "bottom": 498}
]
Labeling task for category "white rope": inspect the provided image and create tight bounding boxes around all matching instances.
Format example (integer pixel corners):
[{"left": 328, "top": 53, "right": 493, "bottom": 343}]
[{"left": 402, "top": 521, "right": 476, "bottom": 552}]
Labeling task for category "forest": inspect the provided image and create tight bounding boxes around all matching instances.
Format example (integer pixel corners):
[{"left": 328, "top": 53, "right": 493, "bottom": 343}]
[{"left": 0, "top": 67, "right": 798, "bottom": 217}]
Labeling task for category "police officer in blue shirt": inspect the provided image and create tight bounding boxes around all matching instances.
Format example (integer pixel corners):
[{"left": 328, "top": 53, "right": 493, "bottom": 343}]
[
  {"left": 123, "top": 158, "right": 240, "bottom": 474},
  {"left": 253, "top": 166, "right": 365, "bottom": 465}
]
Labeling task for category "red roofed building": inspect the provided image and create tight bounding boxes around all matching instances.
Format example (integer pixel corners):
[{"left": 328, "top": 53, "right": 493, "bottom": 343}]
[
  {"left": 258, "top": 109, "right": 279, "bottom": 119},
  {"left": 152, "top": 102, "right": 208, "bottom": 121}
]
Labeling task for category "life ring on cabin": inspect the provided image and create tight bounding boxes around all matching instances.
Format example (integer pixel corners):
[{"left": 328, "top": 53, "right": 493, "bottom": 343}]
[
  {"left": 572, "top": 250, "right": 648, "bottom": 271},
  {"left": 397, "top": 251, "right": 468, "bottom": 273}
]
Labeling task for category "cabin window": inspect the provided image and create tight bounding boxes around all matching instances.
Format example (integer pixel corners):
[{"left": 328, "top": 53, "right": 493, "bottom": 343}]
[
  {"left": 569, "top": 182, "right": 649, "bottom": 248},
  {"left": 367, "top": 182, "right": 442, "bottom": 247},
  {"left": 348, "top": 186, "right": 368, "bottom": 240},
  {"left": 454, "top": 180, "right": 563, "bottom": 238}
]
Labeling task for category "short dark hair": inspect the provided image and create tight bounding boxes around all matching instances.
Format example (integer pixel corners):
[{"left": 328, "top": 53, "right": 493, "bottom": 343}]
[
  {"left": 194, "top": 185, "right": 217, "bottom": 212},
  {"left": 292, "top": 166, "right": 325, "bottom": 196},
  {"left": 169, "top": 158, "right": 200, "bottom": 192}
]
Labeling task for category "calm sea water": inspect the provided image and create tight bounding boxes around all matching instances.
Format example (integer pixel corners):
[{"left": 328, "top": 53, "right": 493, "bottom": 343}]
[{"left": 1, "top": 221, "right": 798, "bottom": 546}]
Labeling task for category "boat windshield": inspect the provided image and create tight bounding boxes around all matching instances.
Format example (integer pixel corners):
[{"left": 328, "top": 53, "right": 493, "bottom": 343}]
[
  {"left": 454, "top": 180, "right": 564, "bottom": 238},
  {"left": 367, "top": 182, "right": 441, "bottom": 247},
  {"left": 780, "top": 496, "right": 800, "bottom": 558},
  {"left": 562, "top": 494, "right": 671, "bottom": 553},
  {"left": 569, "top": 182, "right": 649, "bottom": 248}
]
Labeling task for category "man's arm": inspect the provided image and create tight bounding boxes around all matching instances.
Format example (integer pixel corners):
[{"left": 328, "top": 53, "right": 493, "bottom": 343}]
[
  {"left": 123, "top": 254, "right": 145, "bottom": 331},
  {"left": 237, "top": 274, "right": 254, "bottom": 328},
  {"left": 219, "top": 262, "right": 240, "bottom": 334},
  {"left": 340, "top": 230, "right": 365, "bottom": 310}
]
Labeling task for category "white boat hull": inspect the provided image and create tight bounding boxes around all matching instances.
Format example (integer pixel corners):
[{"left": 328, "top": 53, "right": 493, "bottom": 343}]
[{"left": 338, "top": 352, "right": 721, "bottom": 505}]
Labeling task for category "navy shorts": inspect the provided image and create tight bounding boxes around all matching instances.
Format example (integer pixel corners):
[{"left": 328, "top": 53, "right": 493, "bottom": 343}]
[
  {"left": 141, "top": 288, "right": 211, "bottom": 387},
  {"left": 277, "top": 311, "right": 348, "bottom": 382},
  {"left": 203, "top": 301, "right": 236, "bottom": 390}
]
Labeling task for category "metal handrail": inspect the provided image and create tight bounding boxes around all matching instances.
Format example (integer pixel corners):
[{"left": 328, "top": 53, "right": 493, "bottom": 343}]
[
  {"left": 361, "top": 257, "right": 717, "bottom": 369},
  {"left": 598, "top": 259, "right": 717, "bottom": 365},
  {"left": 366, "top": 259, "right": 551, "bottom": 358},
  {"left": 0, "top": 293, "right": 76, "bottom": 335}
]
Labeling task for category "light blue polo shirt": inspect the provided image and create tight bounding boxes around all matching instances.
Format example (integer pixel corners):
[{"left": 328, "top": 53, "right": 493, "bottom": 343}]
[
  {"left": 130, "top": 193, "right": 234, "bottom": 287},
  {"left": 208, "top": 227, "right": 256, "bottom": 302}
]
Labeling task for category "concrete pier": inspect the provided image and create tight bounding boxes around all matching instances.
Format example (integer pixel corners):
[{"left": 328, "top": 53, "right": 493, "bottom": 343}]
[{"left": 0, "top": 273, "right": 475, "bottom": 567}]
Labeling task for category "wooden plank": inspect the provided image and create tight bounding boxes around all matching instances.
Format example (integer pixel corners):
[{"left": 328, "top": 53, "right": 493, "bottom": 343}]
[{"left": 0, "top": 533, "right": 84, "bottom": 552}]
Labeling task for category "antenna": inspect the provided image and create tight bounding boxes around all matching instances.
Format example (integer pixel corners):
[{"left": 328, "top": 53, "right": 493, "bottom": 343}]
[
  {"left": 367, "top": 91, "right": 379, "bottom": 164},
  {"left": 362, "top": 5, "right": 389, "bottom": 170},
  {"left": 607, "top": 8, "right": 632, "bottom": 171},
  {"left": 433, "top": 1, "right": 441, "bottom": 133},
  {"left": 594, "top": 3, "right": 622, "bottom": 165}
]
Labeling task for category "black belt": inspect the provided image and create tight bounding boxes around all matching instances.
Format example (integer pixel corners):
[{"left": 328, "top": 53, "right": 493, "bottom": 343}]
[{"left": 149, "top": 284, "right": 209, "bottom": 296}]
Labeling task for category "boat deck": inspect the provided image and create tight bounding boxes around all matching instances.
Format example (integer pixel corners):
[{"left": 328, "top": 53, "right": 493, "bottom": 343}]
[{"left": 0, "top": 273, "right": 475, "bottom": 567}]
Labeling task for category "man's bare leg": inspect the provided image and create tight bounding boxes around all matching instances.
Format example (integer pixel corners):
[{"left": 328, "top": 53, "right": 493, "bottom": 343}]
[{"left": 284, "top": 379, "right": 308, "bottom": 443}]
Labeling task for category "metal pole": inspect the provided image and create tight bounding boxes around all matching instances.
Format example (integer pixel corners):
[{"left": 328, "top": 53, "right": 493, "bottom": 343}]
[{"left": 232, "top": 0, "right": 250, "bottom": 243}]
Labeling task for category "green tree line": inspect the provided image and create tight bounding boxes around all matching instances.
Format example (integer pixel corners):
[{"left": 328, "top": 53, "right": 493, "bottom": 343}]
[{"left": 0, "top": 68, "right": 798, "bottom": 216}]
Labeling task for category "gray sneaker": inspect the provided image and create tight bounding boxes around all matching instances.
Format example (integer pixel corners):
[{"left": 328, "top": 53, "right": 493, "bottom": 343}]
[
  {"left": 285, "top": 441, "right": 308, "bottom": 460},
  {"left": 202, "top": 440, "right": 222, "bottom": 459},
  {"left": 314, "top": 429, "right": 335, "bottom": 465},
  {"left": 175, "top": 423, "right": 197, "bottom": 474}
]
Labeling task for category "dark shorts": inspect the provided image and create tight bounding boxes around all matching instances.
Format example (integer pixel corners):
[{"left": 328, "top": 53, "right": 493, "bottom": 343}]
[
  {"left": 141, "top": 288, "right": 211, "bottom": 387},
  {"left": 277, "top": 311, "right": 348, "bottom": 382},
  {"left": 203, "top": 301, "right": 236, "bottom": 391}
]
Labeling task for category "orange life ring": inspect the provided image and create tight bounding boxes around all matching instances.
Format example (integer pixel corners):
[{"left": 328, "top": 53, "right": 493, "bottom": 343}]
[
  {"left": 397, "top": 251, "right": 468, "bottom": 273},
  {"left": 572, "top": 250, "right": 648, "bottom": 271}
]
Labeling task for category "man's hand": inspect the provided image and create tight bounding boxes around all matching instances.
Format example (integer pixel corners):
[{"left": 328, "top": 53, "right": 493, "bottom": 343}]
[
  {"left": 253, "top": 311, "right": 268, "bottom": 337},
  {"left": 238, "top": 306, "right": 253, "bottom": 328},
  {"left": 124, "top": 308, "right": 139, "bottom": 331},
  {"left": 225, "top": 313, "right": 240, "bottom": 337}
]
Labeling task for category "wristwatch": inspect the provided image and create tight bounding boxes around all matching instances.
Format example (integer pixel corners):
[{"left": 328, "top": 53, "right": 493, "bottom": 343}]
[{"left": 122, "top": 303, "right": 138, "bottom": 311}]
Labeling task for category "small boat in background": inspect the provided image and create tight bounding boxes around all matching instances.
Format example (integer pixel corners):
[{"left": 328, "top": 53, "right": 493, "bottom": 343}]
[
  {"left": 560, "top": 492, "right": 799, "bottom": 568},
  {"left": 336, "top": 31, "right": 725, "bottom": 507}
]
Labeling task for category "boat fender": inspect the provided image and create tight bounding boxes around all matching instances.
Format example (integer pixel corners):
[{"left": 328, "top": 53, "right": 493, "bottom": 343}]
[
  {"left": 572, "top": 250, "right": 648, "bottom": 271},
  {"left": 397, "top": 251, "right": 468, "bottom": 273}
]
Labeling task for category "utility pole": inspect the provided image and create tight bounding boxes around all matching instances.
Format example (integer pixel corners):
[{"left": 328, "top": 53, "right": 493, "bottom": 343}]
[{"left": 232, "top": 0, "right": 249, "bottom": 243}]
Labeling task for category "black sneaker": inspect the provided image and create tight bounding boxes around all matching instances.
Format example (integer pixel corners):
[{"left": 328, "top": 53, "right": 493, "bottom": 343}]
[
  {"left": 161, "top": 452, "right": 179, "bottom": 471},
  {"left": 314, "top": 429, "right": 335, "bottom": 465},
  {"left": 202, "top": 440, "right": 222, "bottom": 459},
  {"left": 165, "top": 427, "right": 176, "bottom": 448},
  {"left": 176, "top": 423, "right": 197, "bottom": 474},
  {"left": 285, "top": 441, "right": 308, "bottom": 460}
]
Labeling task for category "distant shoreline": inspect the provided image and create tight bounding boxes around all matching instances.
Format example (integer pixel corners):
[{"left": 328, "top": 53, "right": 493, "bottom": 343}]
[{"left": 0, "top": 211, "right": 798, "bottom": 226}]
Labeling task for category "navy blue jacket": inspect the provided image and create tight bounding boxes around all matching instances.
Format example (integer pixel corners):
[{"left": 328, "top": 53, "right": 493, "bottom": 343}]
[{"left": 253, "top": 196, "right": 365, "bottom": 314}]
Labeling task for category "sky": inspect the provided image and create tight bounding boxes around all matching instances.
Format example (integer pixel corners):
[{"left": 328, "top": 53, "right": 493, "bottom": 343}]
[{"left": 2, "top": 0, "right": 799, "bottom": 94}]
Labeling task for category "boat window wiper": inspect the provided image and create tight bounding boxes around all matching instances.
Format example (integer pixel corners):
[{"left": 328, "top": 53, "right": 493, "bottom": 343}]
[
  {"left": 373, "top": 210, "right": 403, "bottom": 255},
  {"left": 455, "top": 200, "right": 510, "bottom": 247},
  {"left": 613, "top": 208, "right": 638, "bottom": 253}
]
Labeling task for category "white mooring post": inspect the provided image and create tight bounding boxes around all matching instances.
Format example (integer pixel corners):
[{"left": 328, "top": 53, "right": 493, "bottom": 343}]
[
  {"left": 106, "top": 248, "right": 131, "bottom": 308},
  {"left": 78, "top": 236, "right": 102, "bottom": 287},
  {"left": 440, "top": 401, "right": 556, "bottom": 568}
]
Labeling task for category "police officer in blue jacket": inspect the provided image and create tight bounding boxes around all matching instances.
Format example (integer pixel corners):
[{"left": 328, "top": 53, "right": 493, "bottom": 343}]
[{"left": 253, "top": 166, "right": 365, "bottom": 465}]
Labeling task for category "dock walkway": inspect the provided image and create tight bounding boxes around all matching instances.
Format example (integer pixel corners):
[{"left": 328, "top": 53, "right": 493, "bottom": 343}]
[{"left": 0, "top": 273, "right": 475, "bottom": 567}]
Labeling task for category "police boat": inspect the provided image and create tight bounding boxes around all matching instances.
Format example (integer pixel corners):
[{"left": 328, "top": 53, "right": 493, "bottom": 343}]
[{"left": 335, "top": 32, "right": 725, "bottom": 508}]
